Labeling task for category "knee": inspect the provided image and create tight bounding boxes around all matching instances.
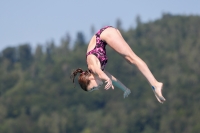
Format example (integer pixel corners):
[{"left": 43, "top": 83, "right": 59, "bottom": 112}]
[
  {"left": 124, "top": 55, "right": 137, "bottom": 65},
  {"left": 125, "top": 52, "right": 144, "bottom": 65}
]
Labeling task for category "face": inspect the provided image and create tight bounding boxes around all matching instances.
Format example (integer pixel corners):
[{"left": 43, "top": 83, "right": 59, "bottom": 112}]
[{"left": 87, "top": 74, "right": 103, "bottom": 92}]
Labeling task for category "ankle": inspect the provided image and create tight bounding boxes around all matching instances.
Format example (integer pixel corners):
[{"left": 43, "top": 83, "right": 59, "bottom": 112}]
[{"left": 152, "top": 81, "right": 162, "bottom": 87}]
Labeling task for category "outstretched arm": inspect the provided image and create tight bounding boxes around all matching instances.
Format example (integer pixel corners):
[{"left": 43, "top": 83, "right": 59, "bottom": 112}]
[{"left": 105, "top": 71, "right": 131, "bottom": 98}]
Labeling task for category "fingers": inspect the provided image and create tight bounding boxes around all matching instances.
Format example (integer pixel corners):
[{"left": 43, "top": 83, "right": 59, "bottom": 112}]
[
  {"left": 104, "top": 82, "right": 111, "bottom": 90},
  {"left": 104, "top": 79, "right": 113, "bottom": 90},
  {"left": 112, "top": 85, "right": 114, "bottom": 89}
]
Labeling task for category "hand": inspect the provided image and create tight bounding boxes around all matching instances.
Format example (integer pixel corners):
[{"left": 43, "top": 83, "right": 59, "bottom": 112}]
[
  {"left": 123, "top": 88, "right": 131, "bottom": 98},
  {"left": 104, "top": 78, "right": 114, "bottom": 90}
]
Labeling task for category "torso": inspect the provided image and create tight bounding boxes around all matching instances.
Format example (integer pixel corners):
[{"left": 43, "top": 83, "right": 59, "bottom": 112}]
[{"left": 86, "top": 26, "right": 112, "bottom": 71}]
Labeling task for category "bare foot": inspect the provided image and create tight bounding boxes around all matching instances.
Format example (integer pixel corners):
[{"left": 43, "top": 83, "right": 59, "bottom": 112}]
[
  {"left": 152, "top": 82, "right": 166, "bottom": 103},
  {"left": 154, "top": 93, "right": 163, "bottom": 103}
]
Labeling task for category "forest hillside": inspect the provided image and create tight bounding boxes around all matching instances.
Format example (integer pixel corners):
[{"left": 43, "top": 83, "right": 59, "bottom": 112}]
[{"left": 0, "top": 14, "right": 200, "bottom": 133}]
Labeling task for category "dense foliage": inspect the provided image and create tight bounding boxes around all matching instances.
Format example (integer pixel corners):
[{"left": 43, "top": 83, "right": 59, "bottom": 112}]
[{"left": 0, "top": 14, "right": 200, "bottom": 133}]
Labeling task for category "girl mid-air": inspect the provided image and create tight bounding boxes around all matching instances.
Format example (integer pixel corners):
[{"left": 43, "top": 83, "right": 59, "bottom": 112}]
[{"left": 71, "top": 26, "right": 166, "bottom": 103}]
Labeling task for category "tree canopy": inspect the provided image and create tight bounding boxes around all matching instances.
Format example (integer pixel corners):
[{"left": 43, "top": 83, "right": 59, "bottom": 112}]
[{"left": 0, "top": 14, "right": 200, "bottom": 133}]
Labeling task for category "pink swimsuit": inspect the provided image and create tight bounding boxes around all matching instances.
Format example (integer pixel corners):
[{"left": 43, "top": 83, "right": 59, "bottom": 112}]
[{"left": 86, "top": 26, "right": 112, "bottom": 71}]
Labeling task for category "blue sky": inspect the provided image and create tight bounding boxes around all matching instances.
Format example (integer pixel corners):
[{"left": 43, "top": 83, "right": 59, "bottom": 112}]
[{"left": 1, "top": 0, "right": 200, "bottom": 51}]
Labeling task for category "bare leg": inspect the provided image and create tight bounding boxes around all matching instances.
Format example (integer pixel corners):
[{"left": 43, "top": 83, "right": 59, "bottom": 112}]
[{"left": 101, "top": 27, "right": 166, "bottom": 103}]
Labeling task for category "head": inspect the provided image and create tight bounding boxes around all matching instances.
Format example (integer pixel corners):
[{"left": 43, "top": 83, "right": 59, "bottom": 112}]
[{"left": 70, "top": 68, "right": 103, "bottom": 91}]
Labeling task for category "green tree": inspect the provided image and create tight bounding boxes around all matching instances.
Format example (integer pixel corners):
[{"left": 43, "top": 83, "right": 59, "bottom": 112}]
[{"left": 18, "top": 44, "right": 32, "bottom": 69}]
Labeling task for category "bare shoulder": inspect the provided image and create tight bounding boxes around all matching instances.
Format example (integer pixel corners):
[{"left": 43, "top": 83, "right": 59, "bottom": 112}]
[
  {"left": 87, "top": 54, "right": 101, "bottom": 70},
  {"left": 87, "top": 54, "right": 98, "bottom": 64}
]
